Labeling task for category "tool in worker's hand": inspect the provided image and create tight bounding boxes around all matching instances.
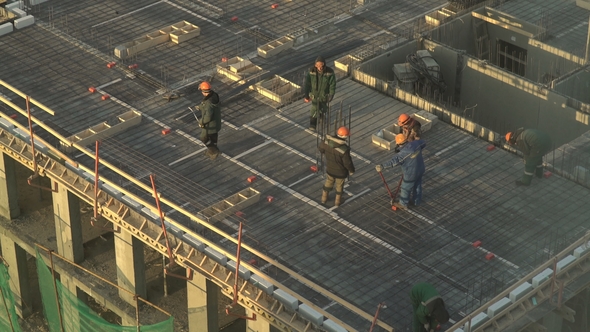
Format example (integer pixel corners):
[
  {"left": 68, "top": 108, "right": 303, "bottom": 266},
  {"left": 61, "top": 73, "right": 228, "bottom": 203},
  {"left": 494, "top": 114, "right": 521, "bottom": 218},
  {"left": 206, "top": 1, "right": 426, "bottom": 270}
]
[
  {"left": 174, "top": 106, "right": 200, "bottom": 122},
  {"left": 378, "top": 172, "right": 403, "bottom": 210}
]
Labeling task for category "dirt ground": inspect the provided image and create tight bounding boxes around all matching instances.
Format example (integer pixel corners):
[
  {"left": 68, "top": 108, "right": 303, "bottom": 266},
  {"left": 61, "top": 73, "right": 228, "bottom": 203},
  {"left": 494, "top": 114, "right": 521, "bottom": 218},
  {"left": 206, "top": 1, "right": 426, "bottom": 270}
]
[{"left": 7, "top": 162, "right": 246, "bottom": 331}]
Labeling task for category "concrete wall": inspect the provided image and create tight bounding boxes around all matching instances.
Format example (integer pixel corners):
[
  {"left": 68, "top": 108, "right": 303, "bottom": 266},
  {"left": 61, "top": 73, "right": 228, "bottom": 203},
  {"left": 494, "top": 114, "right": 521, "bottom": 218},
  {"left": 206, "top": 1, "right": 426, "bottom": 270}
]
[
  {"left": 429, "top": 13, "right": 476, "bottom": 54},
  {"left": 555, "top": 69, "right": 590, "bottom": 104},
  {"left": 423, "top": 39, "right": 460, "bottom": 102},
  {"left": 357, "top": 41, "right": 417, "bottom": 82},
  {"left": 460, "top": 58, "right": 590, "bottom": 146},
  {"left": 526, "top": 41, "right": 583, "bottom": 83}
]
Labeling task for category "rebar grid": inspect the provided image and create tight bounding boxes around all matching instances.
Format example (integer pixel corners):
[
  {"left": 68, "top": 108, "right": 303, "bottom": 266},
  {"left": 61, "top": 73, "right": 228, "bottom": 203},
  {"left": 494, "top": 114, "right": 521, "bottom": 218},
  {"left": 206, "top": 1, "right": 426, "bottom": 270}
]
[{"left": 1, "top": 0, "right": 590, "bottom": 331}]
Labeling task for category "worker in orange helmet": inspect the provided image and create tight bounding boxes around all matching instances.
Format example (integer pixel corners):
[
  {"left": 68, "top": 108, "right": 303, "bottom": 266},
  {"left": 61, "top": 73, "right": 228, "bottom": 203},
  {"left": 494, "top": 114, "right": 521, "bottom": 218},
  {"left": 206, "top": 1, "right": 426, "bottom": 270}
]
[
  {"left": 505, "top": 128, "right": 551, "bottom": 186},
  {"left": 398, "top": 113, "right": 422, "bottom": 144},
  {"left": 376, "top": 133, "right": 426, "bottom": 210},
  {"left": 197, "top": 81, "right": 222, "bottom": 160},
  {"left": 318, "top": 127, "right": 355, "bottom": 207}
]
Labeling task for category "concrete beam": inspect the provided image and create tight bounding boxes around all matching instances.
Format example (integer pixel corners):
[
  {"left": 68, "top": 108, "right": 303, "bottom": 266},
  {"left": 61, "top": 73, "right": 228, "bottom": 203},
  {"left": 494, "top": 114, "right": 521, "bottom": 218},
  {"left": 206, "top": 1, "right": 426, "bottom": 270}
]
[
  {"left": 0, "top": 234, "right": 31, "bottom": 318},
  {"left": 247, "top": 308, "right": 270, "bottom": 332},
  {"left": 187, "top": 271, "right": 219, "bottom": 332},
  {"left": 542, "top": 311, "right": 563, "bottom": 332},
  {"left": 52, "top": 182, "right": 84, "bottom": 263},
  {"left": 0, "top": 152, "right": 19, "bottom": 220},
  {"left": 114, "top": 230, "right": 146, "bottom": 304}
]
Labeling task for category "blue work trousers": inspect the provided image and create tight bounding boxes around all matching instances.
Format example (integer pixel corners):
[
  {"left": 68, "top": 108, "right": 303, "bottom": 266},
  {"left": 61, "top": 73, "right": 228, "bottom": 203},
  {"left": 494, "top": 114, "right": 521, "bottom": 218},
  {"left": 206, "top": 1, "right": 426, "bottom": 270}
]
[{"left": 399, "top": 175, "right": 423, "bottom": 206}]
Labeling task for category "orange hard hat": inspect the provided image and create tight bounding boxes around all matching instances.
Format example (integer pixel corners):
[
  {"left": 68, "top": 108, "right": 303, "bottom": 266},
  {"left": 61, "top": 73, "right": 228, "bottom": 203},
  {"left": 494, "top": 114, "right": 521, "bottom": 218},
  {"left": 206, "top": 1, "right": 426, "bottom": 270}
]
[
  {"left": 505, "top": 132, "right": 512, "bottom": 143},
  {"left": 398, "top": 113, "right": 411, "bottom": 126},
  {"left": 395, "top": 133, "right": 407, "bottom": 145},
  {"left": 337, "top": 126, "right": 350, "bottom": 138},
  {"left": 199, "top": 81, "right": 211, "bottom": 91}
]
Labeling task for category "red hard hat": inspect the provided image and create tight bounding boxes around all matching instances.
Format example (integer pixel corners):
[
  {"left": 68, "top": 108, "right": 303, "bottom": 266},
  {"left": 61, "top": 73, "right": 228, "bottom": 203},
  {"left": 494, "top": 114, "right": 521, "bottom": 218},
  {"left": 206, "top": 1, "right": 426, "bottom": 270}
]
[
  {"left": 199, "top": 81, "right": 211, "bottom": 91},
  {"left": 505, "top": 132, "right": 512, "bottom": 143},
  {"left": 337, "top": 126, "right": 350, "bottom": 138},
  {"left": 398, "top": 113, "right": 411, "bottom": 126},
  {"left": 395, "top": 133, "right": 407, "bottom": 145}
]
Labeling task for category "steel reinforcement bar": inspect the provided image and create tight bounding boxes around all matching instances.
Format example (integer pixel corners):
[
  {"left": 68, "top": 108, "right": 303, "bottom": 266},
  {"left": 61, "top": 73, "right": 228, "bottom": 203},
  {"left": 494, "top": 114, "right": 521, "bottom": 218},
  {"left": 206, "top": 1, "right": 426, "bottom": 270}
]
[{"left": 0, "top": 85, "right": 395, "bottom": 331}]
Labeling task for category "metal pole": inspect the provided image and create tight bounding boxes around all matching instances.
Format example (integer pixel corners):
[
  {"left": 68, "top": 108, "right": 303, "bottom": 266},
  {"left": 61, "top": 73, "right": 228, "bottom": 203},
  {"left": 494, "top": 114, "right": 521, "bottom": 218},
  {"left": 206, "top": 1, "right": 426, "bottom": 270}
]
[
  {"left": 0, "top": 286, "right": 16, "bottom": 332},
  {"left": 25, "top": 96, "right": 37, "bottom": 173},
  {"left": 368, "top": 302, "right": 385, "bottom": 332},
  {"left": 94, "top": 141, "right": 99, "bottom": 220},
  {"left": 135, "top": 295, "right": 141, "bottom": 332},
  {"left": 348, "top": 105, "right": 352, "bottom": 147},
  {"left": 232, "top": 222, "right": 243, "bottom": 305},
  {"left": 149, "top": 175, "right": 176, "bottom": 270},
  {"left": 163, "top": 255, "right": 168, "bottom": 297},
  {"left": 48, "top": 250, "right": 66, "bottom": 332}
]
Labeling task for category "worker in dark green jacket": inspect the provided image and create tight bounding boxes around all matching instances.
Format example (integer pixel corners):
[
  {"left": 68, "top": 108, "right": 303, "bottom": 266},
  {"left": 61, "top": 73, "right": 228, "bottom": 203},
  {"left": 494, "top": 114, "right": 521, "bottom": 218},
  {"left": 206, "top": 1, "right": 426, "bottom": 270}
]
[
  {"left": 198, "top": 81, "right": 222, "bottom": 160},
  {"left": 303, "top": 55, "right": 336, "bottom": 131},
  {"left": 410, "top": 283, "right": 449, "bottom": 332},
  {"left": 506, "top": 128, "right": 552, "bottom": 186}
]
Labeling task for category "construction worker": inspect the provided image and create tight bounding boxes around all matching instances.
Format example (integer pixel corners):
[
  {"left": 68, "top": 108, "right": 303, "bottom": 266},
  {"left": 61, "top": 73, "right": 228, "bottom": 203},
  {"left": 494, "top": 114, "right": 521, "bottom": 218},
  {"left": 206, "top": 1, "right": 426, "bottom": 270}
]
[
  {"left": 303, "top": 55, "right": 336, "bottom": 131},
  {"left": 198, "top": 81, "right": 221, "bottom": 160},
  {"left": 410, "top": 283, "right": 449, "bottom": 332},
  {"left": 398, "top": 113, "right": 421, "bottom": 143},
  {"left": 375, "top": 134, "right": 426, "bottom": 210},
  {"left": 318, "top": 127, "right": 355, "bottom": 207},
  {"left": 506, "top": 128, "right": 552, "bottom": 186}
]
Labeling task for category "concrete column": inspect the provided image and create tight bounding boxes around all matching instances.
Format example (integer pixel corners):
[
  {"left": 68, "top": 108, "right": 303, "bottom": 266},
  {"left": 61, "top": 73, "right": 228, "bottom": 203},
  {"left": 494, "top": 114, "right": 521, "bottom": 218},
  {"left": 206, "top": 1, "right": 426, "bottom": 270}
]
[
  {"left": 586, "top": 15, "right": 590, "bottom": 63},
  {"left": 0, "top": 152, "right": 19, "bottom": 220},
  {"left": 187, "top": 271, "right": 218, "bottom": 332},
  {"left": 59, "top": 276, "right": 84, "bottom": 331},
  {"left": 114, "top": 230, "right": 146, "bottom": 304},
  {"left": 0, "top": 234, "right": 31, "bottom": 318},
  {"left": 52, "top": 182, "right": 83, "bottom": 263},
  {"left": 246, "top": 309, "right": 270, "bottom": 332}
]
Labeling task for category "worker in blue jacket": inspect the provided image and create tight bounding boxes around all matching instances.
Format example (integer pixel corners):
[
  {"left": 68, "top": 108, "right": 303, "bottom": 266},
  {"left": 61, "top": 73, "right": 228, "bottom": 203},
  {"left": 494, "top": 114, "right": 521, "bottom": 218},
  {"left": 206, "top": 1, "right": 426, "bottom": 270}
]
[{"left": 376, "top": 134, "right": 426, "bottom": 210}]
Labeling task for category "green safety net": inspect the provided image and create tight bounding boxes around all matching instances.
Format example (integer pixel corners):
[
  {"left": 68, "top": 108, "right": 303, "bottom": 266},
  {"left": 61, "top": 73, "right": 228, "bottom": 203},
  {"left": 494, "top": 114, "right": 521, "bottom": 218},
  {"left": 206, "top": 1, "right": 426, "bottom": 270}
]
[
  {"left": 36, "top": 250, "right": 174, "bottom": 332},
  {"left": 0, "top": 262, "right": 22, "bottom": 332}
]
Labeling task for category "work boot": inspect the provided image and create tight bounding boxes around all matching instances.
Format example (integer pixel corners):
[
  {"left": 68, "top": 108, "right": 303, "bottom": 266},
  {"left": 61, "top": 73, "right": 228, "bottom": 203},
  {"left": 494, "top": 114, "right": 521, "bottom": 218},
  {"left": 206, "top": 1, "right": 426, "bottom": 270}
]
[
  {"left": 392, "top": 202, "right": 407, "bottom": 210},
  {"left": 321, "top": 191, "right": 328, "bottom": 204},
  {"left": 515, "top": 179, "right": 530, "bottom": 186},
  {"left": 205, "top": 146, "right": 220, "bottom": 160},
  {"left": 309, "top": 117, "right": 317, "bottom": 131},
  {"left": 535, "top": 166, "right": 544, "bottom": 178},
  {"left": 334, "top": 194, "right": 342, "bottom": 207}
]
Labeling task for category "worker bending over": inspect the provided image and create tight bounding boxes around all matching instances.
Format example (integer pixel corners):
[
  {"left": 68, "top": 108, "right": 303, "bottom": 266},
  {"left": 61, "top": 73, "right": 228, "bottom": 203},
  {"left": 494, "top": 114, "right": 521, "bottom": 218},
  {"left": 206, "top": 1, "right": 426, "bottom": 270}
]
[
  {"left": 410, "top": 283, "right": 449, "bottom": 332},
  {"left": 505, "top": 128, "right": 551, "bottom": 186}
]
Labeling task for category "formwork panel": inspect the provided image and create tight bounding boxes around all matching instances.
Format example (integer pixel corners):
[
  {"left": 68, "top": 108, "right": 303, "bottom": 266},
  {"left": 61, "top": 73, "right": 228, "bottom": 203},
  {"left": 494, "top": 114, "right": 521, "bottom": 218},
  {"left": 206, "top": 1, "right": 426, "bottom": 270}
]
[
  {"left": 198, "top": 188, "right": 260, "bottom": 224},
  {"left": 252, "top": 75, "right": 301, "bottom": 104}
]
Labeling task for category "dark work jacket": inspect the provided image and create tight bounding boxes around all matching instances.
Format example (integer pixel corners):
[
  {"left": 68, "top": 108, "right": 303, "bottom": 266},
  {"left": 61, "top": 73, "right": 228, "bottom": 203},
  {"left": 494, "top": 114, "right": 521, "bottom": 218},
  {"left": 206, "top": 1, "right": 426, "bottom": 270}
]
[
  {"left": 199, "top": 91, "right": 221, "bottom": 134},
  {"left": 318, "top": 135, "right": 355, "bottom": 179},
  {"left": 383, "top": 139, "right": 426, "bottom": 181},
  {"left": 410, "top": 283, "right": 444, "bottom": 329},
  {"left": 514, "top": 128, "right": 551, "bottom": 158},
  {"left": 304, "top": 66, "right": 336, "bottom": 103},
  {"left": 400, "top": 117, "right": 422, "bottom": 142}
]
